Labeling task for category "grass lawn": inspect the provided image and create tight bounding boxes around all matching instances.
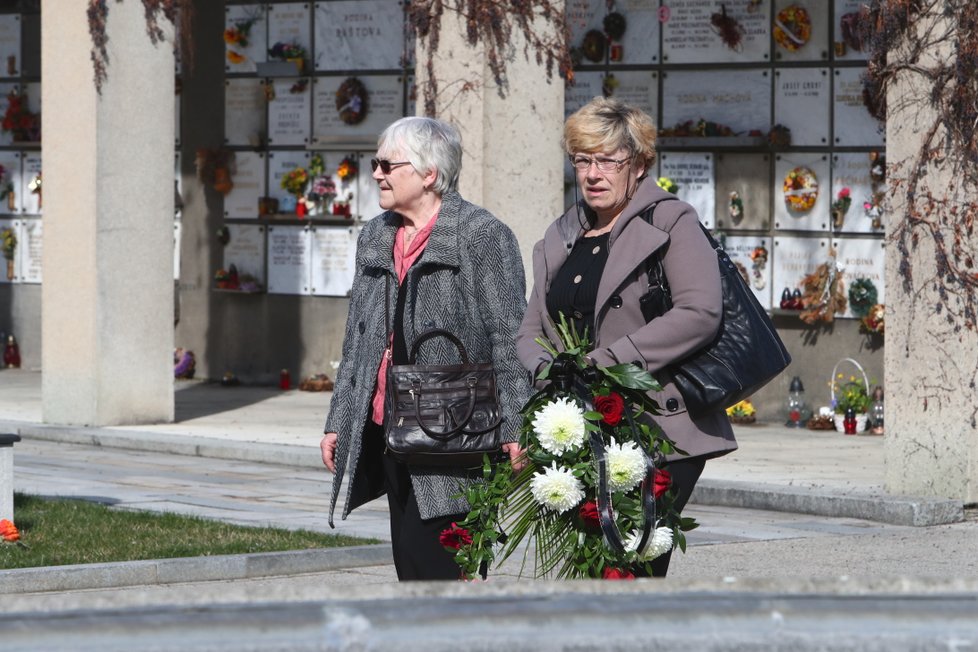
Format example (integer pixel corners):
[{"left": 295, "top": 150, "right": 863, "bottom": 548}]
[{"left": 0, "top": 493, "right": 377, "bottom": 570}]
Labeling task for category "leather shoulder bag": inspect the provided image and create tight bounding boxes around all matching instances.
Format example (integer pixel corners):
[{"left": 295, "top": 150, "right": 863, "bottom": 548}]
[
  {"left": 383, "top": 277, "right": 503, "bottom": 467},
  {"left": 639, "top": 202, "right": 792, "bottom": 416}
]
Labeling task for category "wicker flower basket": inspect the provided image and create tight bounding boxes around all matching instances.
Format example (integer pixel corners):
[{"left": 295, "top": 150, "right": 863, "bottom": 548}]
[{"left": 830, "top": 357, "right": 869, "bottom": 433}]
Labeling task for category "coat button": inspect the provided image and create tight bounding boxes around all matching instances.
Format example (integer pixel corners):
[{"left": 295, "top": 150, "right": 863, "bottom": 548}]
[
  {"left": 610, "top": 295, "right": 623, "bottom": 309},
  {"left": 666, "top": 398, "right": 679, "bottom": 412},
  {"left": 358, "top": 321, "right": 365, "bottom": 334}
]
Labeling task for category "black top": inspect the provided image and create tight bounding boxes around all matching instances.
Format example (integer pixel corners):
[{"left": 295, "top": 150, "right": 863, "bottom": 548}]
[{"left": 546, "top": 232, "right": 611, "bottom": 338}]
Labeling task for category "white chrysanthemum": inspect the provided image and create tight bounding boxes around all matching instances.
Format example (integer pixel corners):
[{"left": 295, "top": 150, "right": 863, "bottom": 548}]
[
  {"left": 606, "top": 442, "right": 646, "bottom": 492},
  {"left": 530, "top": 464, "right": 585, "bottom": 513},
  {"left": 532, "top": 396, "right": 586, "bottom": 456},
  {"left": 626, "top": 526, "right": 674, "bottom": 561}
]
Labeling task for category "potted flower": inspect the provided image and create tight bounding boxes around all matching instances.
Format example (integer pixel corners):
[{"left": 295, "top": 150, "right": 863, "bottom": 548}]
[
  {"left": 831, "top": 369, "right": 871, "bottom": 432},
  {"left": 1, "top": 90, "right": 40, "bottom": 143},
  {"left": 725, "top": 399, "right": 756, "bottom": 425},
  {"left": 831, "top": 187, "right": 851, "bottom": 229},
  {"left": 267, "top": 41, "right": 308, "bottom": 74},
  {"left": 280, "top": 166, "right": 309, "bottom": 216}
]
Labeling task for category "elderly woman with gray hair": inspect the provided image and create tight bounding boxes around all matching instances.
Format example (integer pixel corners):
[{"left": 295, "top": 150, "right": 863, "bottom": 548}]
[{"left": 320, "top": 116, "right": 530, "bottom": 581}]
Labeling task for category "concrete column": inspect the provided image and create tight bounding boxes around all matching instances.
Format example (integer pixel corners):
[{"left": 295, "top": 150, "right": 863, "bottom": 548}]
[
  {"left": 0, "top": 434, "right": 19, "bottom": 522},
  {"left": 416, "top": 8, "right": 565, "bottom": 280},
  {"left": 41, "top": 1, "right": 174, "bottom": 425},
  {"left": 884, "top": 9, "right": 976, "bottom": 501}
]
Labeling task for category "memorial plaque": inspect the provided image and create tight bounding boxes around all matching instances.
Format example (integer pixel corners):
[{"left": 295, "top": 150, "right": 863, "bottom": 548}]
[
  {"left": 312, "top": 75, "right": 403, "bottom": 145},
  {"left": 267, "top": 78, "right": 311, "bottom": 146},
  {"left": 174, "top": 152, "right": 182, "bottom": 220},
  {"left": 267, "top": 224, "right": 311, "bottom": 295},
  {"left": 225, "top": 4, "right": 267, "bottom": 73},
  {"left": 772, "top": 235, "right": 829, "bottom": 300},
  {"left": 772, "top": 0, "right": 829, "bottom": 62},
  {"left": 605, "top": 70, "right": 657, "bottom": 118},
  {"left": 268, "top": 3, "right": 311, "bottom": 62},
  {"left": 0, "top": 15, "right": 21, "bottom": 77},
  {"left": 834, "top": 67, "right": 884, "bottom": 146},
  {"left": 565, "top": 71, "right": 603, "bottom": 119},
  {"left": 356, "top": 152, "right": 381, "bottom": 220},
  {"left": 723, "top": 235, "right": 773, "bottom": 309},
  {"left": 19, "top": 217, "right": 40, "bottom": 283},
  {"left": 314, "top": 0, "right": 406, "bottom": 71},
  {"left": 23, "top": 81, "right": 39, "bottom": 115},
  {"left": 225, "top": 223, "right": 266, "bottom": 286},
  {"left": 267, "top": 151, "right": 310, "bottom": 207},
  {"left": 714, "top": 153, "right": 771, "bottom": 231},
  {"left": 310, "top": 225, "right": 357, "bottom": 296},
  {"left": 662, "top": 69, "right": 770, "bottom": 136},
  {"left": 833, "top": 0, "right": 869, "bottom": 61},
  {"left": 659, "top": 152, "right": 715, "bottom": 229},
  {"left": 0, "top": 151, "right": 19, "bottom": 215},
  {"left": 224, "top": 78, "right": 266, "bottom": 147},
  {"left": 225, "top": 151, "right": 265, "bottom": 218},
  {"left": 833, "top": 236, "right": 885, "bottom": 319},
  {"left": 831, "top": 153, "right": 882, "bottom": 234},
  {"left": 774, "top": 67, "right": 829, "bottom": 146},
  {"left": 567, "top": 0, "right": 659, "bottom": 65},
  {"left": 0, "top": 217, "right": 12, "bottom": 284},
  {"left": 21, "top": 153, "right": 40, "bottom": 215},
  {"left": 663, "top": 0, "right": 770, "bottom": 64},
  {"left": 774, "top": 153, "right": 830, "bottom": 232},
  {"left": 0, "top": 82, "right": 17, "bottom": 147}
]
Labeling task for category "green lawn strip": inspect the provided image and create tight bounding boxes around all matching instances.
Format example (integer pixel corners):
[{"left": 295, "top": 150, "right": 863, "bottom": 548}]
[{"left": 1, "top": 493, "right": 377, "bottom": 570}]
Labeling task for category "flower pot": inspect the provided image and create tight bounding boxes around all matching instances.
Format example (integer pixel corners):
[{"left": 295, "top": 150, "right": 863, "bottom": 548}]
[
  {"left": 295, "top": 201, "right": 307, "bottom": 218},
  {"left": 834, "top": 413, "right": 867, "bottom": 434}
]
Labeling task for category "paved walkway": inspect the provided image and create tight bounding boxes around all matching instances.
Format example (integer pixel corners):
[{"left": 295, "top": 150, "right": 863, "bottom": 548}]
[{"left": 0, "top": 368, "right": 971, "bottom": 602}]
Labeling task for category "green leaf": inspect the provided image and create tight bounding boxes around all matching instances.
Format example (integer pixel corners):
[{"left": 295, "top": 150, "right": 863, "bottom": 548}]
[{"left": 599, "top": 363, "right": 662, "bottom": 391}]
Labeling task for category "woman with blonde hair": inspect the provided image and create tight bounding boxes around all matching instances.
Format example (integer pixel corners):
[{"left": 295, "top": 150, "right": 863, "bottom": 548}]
[{"left": 516, "top": 96, "right": 737, "bottom": 577}]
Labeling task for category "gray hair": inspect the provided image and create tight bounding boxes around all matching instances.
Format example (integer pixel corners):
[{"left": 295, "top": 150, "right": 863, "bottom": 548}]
[{"left": 377, "top": 117, "right": 462, "bottom": 195}]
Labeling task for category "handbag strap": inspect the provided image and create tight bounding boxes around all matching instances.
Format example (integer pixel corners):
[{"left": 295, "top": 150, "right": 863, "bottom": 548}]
[
  {"left": 409, "top": 329, "right": 470, "bottom": 364},
  {"left": 640, "top": 199, "right": 678, "bottom": 300}
]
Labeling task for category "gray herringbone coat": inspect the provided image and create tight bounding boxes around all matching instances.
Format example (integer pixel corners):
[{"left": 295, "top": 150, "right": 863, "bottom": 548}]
[{"left": 324, "top": 190, "right": 531, "bottom": 525}]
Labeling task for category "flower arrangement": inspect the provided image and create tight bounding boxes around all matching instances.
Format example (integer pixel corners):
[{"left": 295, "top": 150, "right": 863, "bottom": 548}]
[
  {"left": 848, "top": 278, "right": 878, "bottom": 317},
  {"left": 336, "top": 155, "right": 358, "bottom": 182},
  {"left": 726, "top": 399, "right": 756, "bottom": 424},
  {"left": 831, "top": 373, "right": 870, "bottom": 415},
  {"left": 226, "top": 50, "right": 245, "bottom": 65},
  {"left": 773, "top": 5, "right": 812, "bottom": 51},
  {"left": 783, "top": 166, "right": 818, "bottom": 212},
  {"left": 831, "top": 187, "right": 852, "bottom": 228},
  {"left": 280, "top": 166, "right": 309, "bottom": 197},
  {"left": 1, "top": 226, "right": 15, "bottom": 260},
  {"left": 656, "top": 176, "right": 678, "bottom": 194},
  {"left": 1, "top": 90, "right": 40, "bottom": 142},
  {"left": 0, "top": 164, "right": 13, "bottom": 202},
  {"left": 195, "top": 148, "right": 234, "bottom": 194},
  {"left": 336, "top": 77, "right": 368, "bottom": 125},
  {"left": 268, "top": 41, "right": 307, "bottom": 62},
  {"left": 441, "top": 316, "right": 698, "bottom": 580},
  {"left": 224, "top": 17, "right": 256, "bottom": 48},
  {"left": 659, "top": 118, "right": 735, "bottom": 138},
  {"left": 860, "top": 303, "right": 885, "bottom": 336},
  {"left": 767, "top": 124, "right": 792, "bottom": 148},
  {"left": 1, "top": 518, "right": 25, "bottom": 547}
]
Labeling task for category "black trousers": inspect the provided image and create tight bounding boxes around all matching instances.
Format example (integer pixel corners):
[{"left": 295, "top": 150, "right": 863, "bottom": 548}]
[
  {"left": 638, "top": 455, "right": 706, "bottom": 578},
  {"left": 363, "top": 421, "right": 466, "bottom": 581}
]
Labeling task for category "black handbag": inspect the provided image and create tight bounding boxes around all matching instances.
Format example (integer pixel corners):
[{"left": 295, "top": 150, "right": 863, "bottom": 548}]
[
  {"left": 384, "top": 328, "right": 503, "bottom": 466},
  {"left": 639, "top": 203, "right": 792, "bottom": 416}
]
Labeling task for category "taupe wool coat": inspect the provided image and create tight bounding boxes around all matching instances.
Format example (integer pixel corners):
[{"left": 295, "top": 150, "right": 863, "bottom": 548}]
[
  {"left": 517, "top": 178, "right": 737, "bottom": 460},
  {"left": 324, "top": 191, "right": 531, "bottom": 525}
]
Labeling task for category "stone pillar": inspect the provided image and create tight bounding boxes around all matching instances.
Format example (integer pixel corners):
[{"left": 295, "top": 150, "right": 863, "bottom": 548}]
[
  {"left": 0, "top": 434, "right": 19, "bottom": 522},
  {"left": 41, "top": 1, "right": 174, "bottom": 425},
  {"left": 415, "top": 8, "right": 565, "bottom": 281},
  {"left": 884, "top": 9, "right": 975, "bottom": 501}
]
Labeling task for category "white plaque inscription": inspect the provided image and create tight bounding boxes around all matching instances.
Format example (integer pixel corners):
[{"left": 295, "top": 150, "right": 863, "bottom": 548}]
[
  {"left": 225, "top": 151, "right": 264, "bottom": 218},
  {"left": 662, "top": 69, "right": 770, "bottom": 136},
  {"left": 659, "top": 152, "right": 715, "bottom": 229},
  {"left": 224, "top": 78, "right": 266, "bottom": 147},
  {"left": 774, "top": 68, "right": 829, "bottom": 146},
  {"left": 834, "top": 67, "right": 884, "bottom": 147},
  {"left": 310, "top": 226, "right": 357, "bottom": 296},
  {"left": 315, "top": 1, "right": 405, "bottom": 71},
  {"left": 267, "top": 225, "right": 311, "bottom": 295},
  {"left": 663, "top": 0, "right": 770, "bottom": 64}
]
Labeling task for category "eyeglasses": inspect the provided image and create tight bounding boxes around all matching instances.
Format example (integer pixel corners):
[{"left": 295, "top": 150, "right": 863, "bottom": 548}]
[
  {"left": 370, "top": 158, "right": 412, "bottom": 174},
  {"left": 570, "top": 155, "right": 631, "bottom": 173}
]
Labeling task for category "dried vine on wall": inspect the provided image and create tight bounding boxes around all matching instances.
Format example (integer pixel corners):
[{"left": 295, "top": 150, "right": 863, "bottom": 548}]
[
  {"left": 407, "top": 0, "right": 571, "bottom": 117},
  {"left": 863, "top": 0, "right": 978, "bottom": 336},
  {"left": 88, "top": 0, "right": 193, "bottom": 94}
]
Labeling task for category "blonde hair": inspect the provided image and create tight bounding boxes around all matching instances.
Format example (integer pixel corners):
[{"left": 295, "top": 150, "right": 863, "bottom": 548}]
[{"left": 563, "top": 97, "right": 657, "bottom": 168}]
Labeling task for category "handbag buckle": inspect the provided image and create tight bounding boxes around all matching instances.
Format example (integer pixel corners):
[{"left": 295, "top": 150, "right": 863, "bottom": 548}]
[{"left": 466, "top": 376, "right": 478, "bottom": 387}]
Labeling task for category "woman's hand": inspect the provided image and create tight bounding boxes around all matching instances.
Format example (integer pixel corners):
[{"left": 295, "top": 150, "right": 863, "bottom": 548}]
[
  {"left": 502, "top": 442, "right": 527, "bottom": 473},
  {"left": 321, "top": 432, "right": 338, "bottom": 472}
]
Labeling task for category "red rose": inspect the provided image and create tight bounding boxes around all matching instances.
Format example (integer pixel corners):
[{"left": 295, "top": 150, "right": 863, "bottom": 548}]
[
  {"left": 653, "top": 468, "right": 672, "bottom": 499},
  {"left": 438, "top": 523, "right": 472, "bottom": 550},
  {"left": 602, "top": 567, "right": 635, "bottom": 580},
  {"left": 578, "top": 500, "right": 600, "bottom": 531},
  {"left": 594, "top": 392, "right": 625, "bottom": 426}
]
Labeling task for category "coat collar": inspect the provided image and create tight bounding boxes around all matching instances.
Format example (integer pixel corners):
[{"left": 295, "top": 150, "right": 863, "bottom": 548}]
[{"left": 359, "top": 190, "right": 465, "bottom": 274}]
